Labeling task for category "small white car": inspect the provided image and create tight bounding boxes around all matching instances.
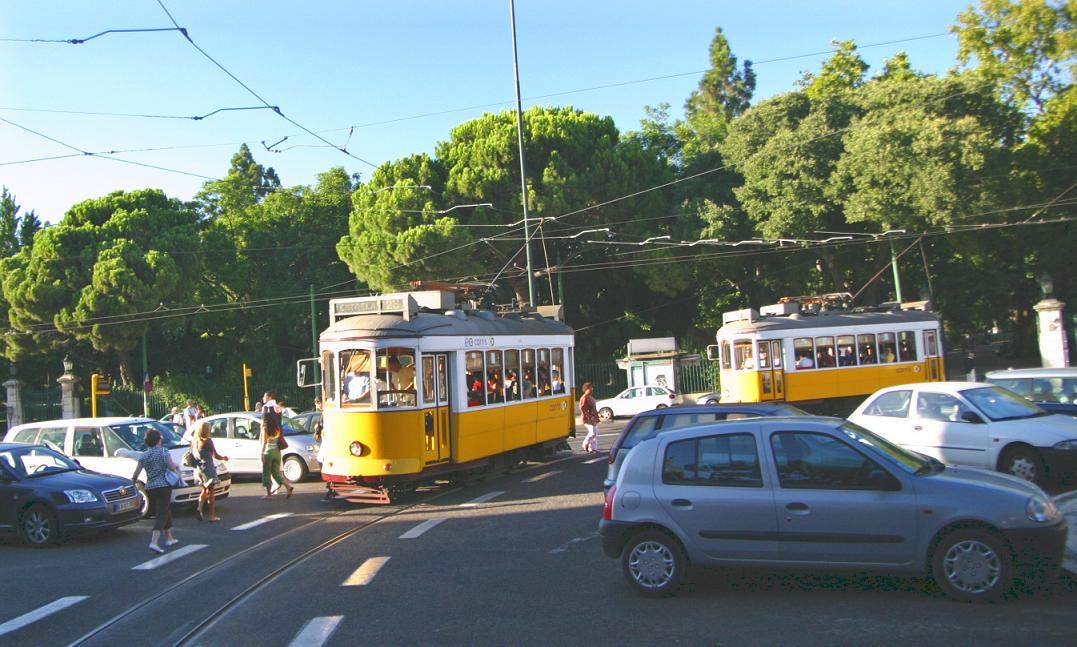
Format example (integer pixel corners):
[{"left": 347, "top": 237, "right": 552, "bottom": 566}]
[
  {"left": 595, "top": 386, "right": 677, "bottom": 421},
  {"left": 5, "top": 417, "right": 230, "bottom": 515},
  {"left": 194, "top": 412, "right": 320, "bottom": 482},
  {"left": 848, "top": 382, "right": 1077, "bottom": 485}
]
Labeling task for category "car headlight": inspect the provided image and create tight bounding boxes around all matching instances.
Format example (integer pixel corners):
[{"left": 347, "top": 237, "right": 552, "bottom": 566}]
[
  {"left": 64, "top": 489, "right": 99, "bottom": 504},
  {"left": 1053, "top": 440, "right": 1077, "bottom": 450},
  {"left": 1026, "top": 495, "right": 1059, "bottom": 523}
]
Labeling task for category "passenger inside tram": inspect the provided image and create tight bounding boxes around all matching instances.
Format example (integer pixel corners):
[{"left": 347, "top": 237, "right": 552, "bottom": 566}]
[{"left": 343, "top": 352, "right": 372, "bottom": 404}]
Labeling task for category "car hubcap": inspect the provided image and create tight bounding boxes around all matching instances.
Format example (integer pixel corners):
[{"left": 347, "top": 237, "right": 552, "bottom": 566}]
[
  {"left": 25, "top": 511, "right": 50, "bottom": 544},
  {"left": 284, "top": 459, "right": 302, "bottom": 481},
  {"left": 1008, "top": 456, "right": 1036, "bottom": 481},
  {"left": 628, "top": 540, "right": 675, "bottom": 589},
  {"left": 943, "top": 539, "right": 1001, "bottom": 594}
]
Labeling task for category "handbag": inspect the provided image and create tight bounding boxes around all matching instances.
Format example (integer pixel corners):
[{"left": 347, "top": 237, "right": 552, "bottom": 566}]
[
  {"left": 164, "top": 469, "right": 182, "bottom": 488},
  {"left": 182, "top": 450, "right": 199, "bottom": 468},
  {"left": 277, "top": 434, "right": 289, "bottom": 450}
]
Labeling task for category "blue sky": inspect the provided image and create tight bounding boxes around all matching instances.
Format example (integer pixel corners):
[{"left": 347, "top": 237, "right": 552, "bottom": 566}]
[{"left": 2, "top": 0, "right": 974, "bottom": 224}]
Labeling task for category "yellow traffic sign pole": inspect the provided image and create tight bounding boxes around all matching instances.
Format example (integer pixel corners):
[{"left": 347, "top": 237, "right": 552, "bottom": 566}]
[
  {"left": 91, "top": 374, "right": 98, "bottom": 417},
  {"left": 242, "top": 363, "right": 252, "bottom": 411}
]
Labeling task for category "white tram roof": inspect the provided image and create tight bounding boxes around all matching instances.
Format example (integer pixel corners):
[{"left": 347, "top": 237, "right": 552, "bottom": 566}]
[
  {"left": 323, "top": 311, "right": 573, "bottom": 340},
  {"left": 719, "top": 309, "right": 940, "bottom": 336}
]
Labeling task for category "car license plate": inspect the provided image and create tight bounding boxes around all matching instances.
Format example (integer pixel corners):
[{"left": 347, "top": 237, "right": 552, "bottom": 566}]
[{"left": 114, "top": 499, "right": 138, "bottom": 513}]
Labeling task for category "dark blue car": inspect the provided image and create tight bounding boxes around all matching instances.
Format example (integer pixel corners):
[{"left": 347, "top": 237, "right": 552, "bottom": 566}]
[
  {"left": 602, "top": 402, "right": 811, "bottom": 492},
  {"left": 0, "top": 442, "right": 142, "bottom": 546},
  {"left": 986, "top": 368, "right": 1077, "bottom": 417}
]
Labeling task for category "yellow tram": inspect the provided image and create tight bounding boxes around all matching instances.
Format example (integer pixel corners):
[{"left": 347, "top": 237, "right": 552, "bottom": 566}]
[
  {"left": 711, "top": 296, "right": 945, "bottom": 412},
  {"left": 302, "top": 290, "right": 576, "bottom": 503}
]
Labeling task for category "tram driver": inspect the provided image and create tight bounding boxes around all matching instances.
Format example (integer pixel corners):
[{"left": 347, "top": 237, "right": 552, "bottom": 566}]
[{"left": 344, "top": 352, "right": 372, "bottom": 404}]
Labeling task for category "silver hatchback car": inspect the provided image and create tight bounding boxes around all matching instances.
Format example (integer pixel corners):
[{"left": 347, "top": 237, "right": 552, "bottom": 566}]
[{"left": 599, "top": 416, "right": 1067, "bottom": 601}]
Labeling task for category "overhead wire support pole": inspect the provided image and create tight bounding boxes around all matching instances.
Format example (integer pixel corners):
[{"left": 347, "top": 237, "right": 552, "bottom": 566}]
[{"left": 509, "top": 0, "right": 535, "bottom": 307}]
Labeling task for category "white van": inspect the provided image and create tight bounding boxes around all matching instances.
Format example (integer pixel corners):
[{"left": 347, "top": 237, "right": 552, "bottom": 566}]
[{"left": 4, "top": 417, "right": 230, "bottom": 516}]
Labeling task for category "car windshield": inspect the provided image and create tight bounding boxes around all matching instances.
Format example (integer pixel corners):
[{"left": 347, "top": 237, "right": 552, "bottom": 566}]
[
  {"left": 960, "top": 386, "right": 1046, "bottom": 421},
  {"left": 0, "top": 445, "right": 80, "bottom": 478},
  {"left": 839, "top": 421, "right": 931, "bottom": 474},
  {"left": 109, "top": 420, "right": 188, "bottom": 450},
  {"left": 256, "top": 413, "right": 306, "bottom": 436}
]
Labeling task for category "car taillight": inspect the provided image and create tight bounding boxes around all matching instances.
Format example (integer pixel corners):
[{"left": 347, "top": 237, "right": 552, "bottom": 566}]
[{"left": 603, "top": 485, "right": 616, "bottom": 521}]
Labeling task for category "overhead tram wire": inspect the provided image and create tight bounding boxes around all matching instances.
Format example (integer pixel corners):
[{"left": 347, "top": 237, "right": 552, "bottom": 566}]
[
  {"left": 0, "top": 105, "right": 280, "bottom": 121},
  {"left": 154, "top": 0, "right": 375, "bottom": 168},
  {"left": 0, "top": 27, "right": 185, "bottom": 44}
]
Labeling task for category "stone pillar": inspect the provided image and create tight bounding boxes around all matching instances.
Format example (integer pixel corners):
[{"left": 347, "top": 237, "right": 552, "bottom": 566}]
[
  {"left": 57, "top": 372, "right": 81, "bottom": 419},
  {"left": 1034, "top": 298, "right": 1071, "bottom": 368},
  {"left": 4, "top": 378, "right": 25, "bottom": 429}
]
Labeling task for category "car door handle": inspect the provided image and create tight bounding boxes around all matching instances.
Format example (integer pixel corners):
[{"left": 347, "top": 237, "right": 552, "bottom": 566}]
[
  {"left": 671, "top": 498, "right": 692, "bottom": 507},
  {"left": 914, "top": 425, "right": 923, "bottom": 431},
  {"left": 785, "top": 502, "right": 809, "bottom": 512}
]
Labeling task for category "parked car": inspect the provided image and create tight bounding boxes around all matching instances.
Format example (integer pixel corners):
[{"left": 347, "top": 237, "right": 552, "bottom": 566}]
[
  {"left": 292, "top": 411, "right": 322, "bottom": 435},
  {"left": 986, "top": 368, "right": 1077, "bottom": 417},
  {"left": 599, "top": 416, "right": 1067, "bottom": 601},
  {"left": 604, "top": 402, "right": 812, "bottom": 492},
  {"left": 0, "top": 442, "right": 143, "bottom": 546},
  {"left": 5, "top": 417, "right": 230, "bottom": 516},
  {"left": 848, "top": 382, "right": 1077, "bottom": 485},
  {"left": 193, "top": 412, "right": 320, "bottom": 482},
  {"left": 159, "top": 420, "right": 186, "bottom": 437},
  {"left": 596, "top": 386, "right": 677, "bottom": 421}
]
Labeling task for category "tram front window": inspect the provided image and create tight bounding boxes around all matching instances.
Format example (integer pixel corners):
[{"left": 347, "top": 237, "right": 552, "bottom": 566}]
[
  {"left": 377, "top": 347, "right": 418, "bottom": 407},
  {"left": 734, "top": 341, "right": 754, "bottom": 370},
  {"left": 341, "top": 349, "right": 373, "bottom": 406}
]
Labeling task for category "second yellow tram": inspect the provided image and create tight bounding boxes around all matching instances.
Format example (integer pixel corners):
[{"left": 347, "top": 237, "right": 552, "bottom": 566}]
[
  {"left": 304, "top": 290, "right": 576, "bottom": 503},
  {"left": 712, "top": 299, "right": 945, "bottom": 412}
]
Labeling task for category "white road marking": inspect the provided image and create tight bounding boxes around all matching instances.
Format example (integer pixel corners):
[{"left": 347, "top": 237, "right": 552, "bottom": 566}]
[
  {"left": 131, "top": 544, "right": 208, "bottom": 570},
  {"left": 549, "top": 533, "right": 600, "bottom": 554},
  {"left": 584, "top": 456, "right": 606, "bottom": 464},
  {"left": 342, "top": 557, "right": 391, "bottom": 586},
  {"left": 459, "top": 491, "right": 505, "bottom": 507},
  {"left": 0, "top": 596, "right": 89, "bottom": 637},
  {"left": 231, "top": 512, "right": 293, "bottom": 531},
  {"left": 288, "top": 615, "right": 344, "bottom": 647},
  {"left": 522, "top": 470, "right": 561, "bottom": 483},
  {"left": 400, "top": 518, "right": 447, "bottom": 539}
]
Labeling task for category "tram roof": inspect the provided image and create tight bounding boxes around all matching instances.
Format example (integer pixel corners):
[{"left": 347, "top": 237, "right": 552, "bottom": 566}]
[
  {"left": 719, "top": 309, "right": 939, "bottom": 335},
  {"left": 323, "top": 311, "right": 573, "bottom": 339}
]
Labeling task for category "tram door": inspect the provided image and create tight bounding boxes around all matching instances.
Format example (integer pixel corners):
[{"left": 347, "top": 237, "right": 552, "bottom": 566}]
[
  {"left": 923, "top": 330, "right": 942, "bottom": 381},
  {"left": 758, "top": 340, "right": 785, "bottom": 401},
  {"left": 422, "top": 353, "right": 452, "bottom": 464}
]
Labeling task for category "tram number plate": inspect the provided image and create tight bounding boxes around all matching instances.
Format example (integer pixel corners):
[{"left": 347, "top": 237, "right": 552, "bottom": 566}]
[{"left": 463, "top": 337, "right": 495, "bottom": 348}]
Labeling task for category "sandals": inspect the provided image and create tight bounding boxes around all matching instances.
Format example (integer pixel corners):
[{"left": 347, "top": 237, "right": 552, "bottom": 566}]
[{"left": 208, "top": 517, "right": 222, "bottom": 522}]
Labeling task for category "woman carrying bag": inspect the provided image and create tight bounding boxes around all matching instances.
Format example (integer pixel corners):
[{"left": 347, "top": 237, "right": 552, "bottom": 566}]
[
  {"left": 260, "top": 391, "right": 294, "bottom": 499},
  {"left": 131, "top": 428, "right": 181, "bottom": 553},
  {"left": 191, "top": 426, "right": 228, "bottom": 522}
]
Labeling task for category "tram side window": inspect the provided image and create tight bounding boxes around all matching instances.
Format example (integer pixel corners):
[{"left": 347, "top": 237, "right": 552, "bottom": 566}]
[
  {"left": 486, "top": 350, "right": 504, "bottom": 403},
  {"left": 878, "top": 333, "right": 897, "bottom": 363},
  {"left": 505, "top": 350, "right": 521, "bottom": 401},
  {"left": 756, "top": 342, "right": 770, "bottom": 368},
  {"left": 422, "top": 356, "right": 436, "bottom": 404},
  {"left": 898, "top": 331, "right": 917, "bottom": 362},
  {"left": 794, "top": 338, "right": 815, "bottom": 369},
  {"left": 521, "top": 349, "right": 537, "bottom": 399},
  {"left": 466, "top": 351, "right": 486, "bottom": 407},
  {"left": 858, "top": 334, "right": 878, "bottom": 365},
  {"left": 734, "top": 341, "right": 754, "bottom": 370},
  {"left": 340, "top": 349, "right": 372, "bottom": 406},
  {"left": 322, "top": 350, "right": 337, "bottom": 404},
  {"left": 815, "top": 336, "right": 835, "bottom": 368},
  {"left": 721, "top": 342, "right": 732, "bottom": 370},
  {"left": 551, "top": 348, "right": 565, "bottom": 393},
  {"left": 836, "top": 335, "right": 856, "bottom": 366},
  {"left": 537, "top": 348, "right": 552, "bottom": 396}
]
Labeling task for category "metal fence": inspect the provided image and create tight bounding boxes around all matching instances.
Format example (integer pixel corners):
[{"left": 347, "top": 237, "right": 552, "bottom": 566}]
[{"left": 574, "top": 359, "right": 721, "bottom": 400}]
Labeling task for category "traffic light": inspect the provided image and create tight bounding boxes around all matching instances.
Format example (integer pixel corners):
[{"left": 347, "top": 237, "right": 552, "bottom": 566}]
[{"left": 90, "top": 373, "right": 111, "bottom": 417}]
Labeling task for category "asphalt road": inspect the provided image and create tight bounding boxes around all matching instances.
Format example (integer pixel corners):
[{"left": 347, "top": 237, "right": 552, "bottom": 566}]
[{"left": 2, "top": 422, "right": 1077, "bottom": 647}]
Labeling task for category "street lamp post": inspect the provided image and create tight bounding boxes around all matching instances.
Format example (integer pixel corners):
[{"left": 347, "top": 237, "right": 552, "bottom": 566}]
[{"left": 509, "top": 0, "right": 535, "bottom": 307}]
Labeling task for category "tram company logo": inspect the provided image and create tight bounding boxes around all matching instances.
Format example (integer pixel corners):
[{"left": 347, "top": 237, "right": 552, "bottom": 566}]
[{"left": 463, "top": 337, "right": 496, "bottom": 348}]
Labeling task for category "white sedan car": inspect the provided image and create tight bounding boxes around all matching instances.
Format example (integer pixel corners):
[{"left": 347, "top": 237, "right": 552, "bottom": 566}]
[
  {"left": 848, "top": 382, "right": 1077, "bottom": 485},
  {"left": 595, "top": 386, "right": 677, "bottom": 421}
]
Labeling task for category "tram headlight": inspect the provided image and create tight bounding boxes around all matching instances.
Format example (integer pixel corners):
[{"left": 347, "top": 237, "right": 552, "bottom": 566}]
[{"left": 349, "top": 441, "right": 366, "bottom": 457}]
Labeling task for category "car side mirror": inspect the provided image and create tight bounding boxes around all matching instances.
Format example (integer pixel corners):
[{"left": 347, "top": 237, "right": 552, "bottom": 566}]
[{"left": 960, "top": 411, "right": 984, "bottom": 424}]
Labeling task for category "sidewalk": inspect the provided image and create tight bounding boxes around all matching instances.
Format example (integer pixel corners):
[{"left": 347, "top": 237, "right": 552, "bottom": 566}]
[{"left": 1056, "top": 490, "right": 1077, "bottom": 575}]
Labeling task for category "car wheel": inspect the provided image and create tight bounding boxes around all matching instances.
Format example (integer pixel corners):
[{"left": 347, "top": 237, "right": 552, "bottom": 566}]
[
  {"left": 655, "top": 404, "right": 668, "bottom": 409},
  {"left": 705, "top": 399, "right": 719, "bottom": 405},
  {"left": 931, "top": 529, "right": 1012, "bottom": 602},
  {"left": 999, "top": 446, "right": 1045, "bottom": 485},
  {"left": 136, "top": 483, "right": 151, "bottom": 518},
  {"left": 598, "top": 407, "right": 614, "bottom": 422},
  {"left": 283, "top": 455, "right": 308, "bottom": 482},
  {"left": 622, "top": 530, "right": 686, "bottom": 596},
  {"left": 21, "top": 504, "right": 58, "bottom": 547}
]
